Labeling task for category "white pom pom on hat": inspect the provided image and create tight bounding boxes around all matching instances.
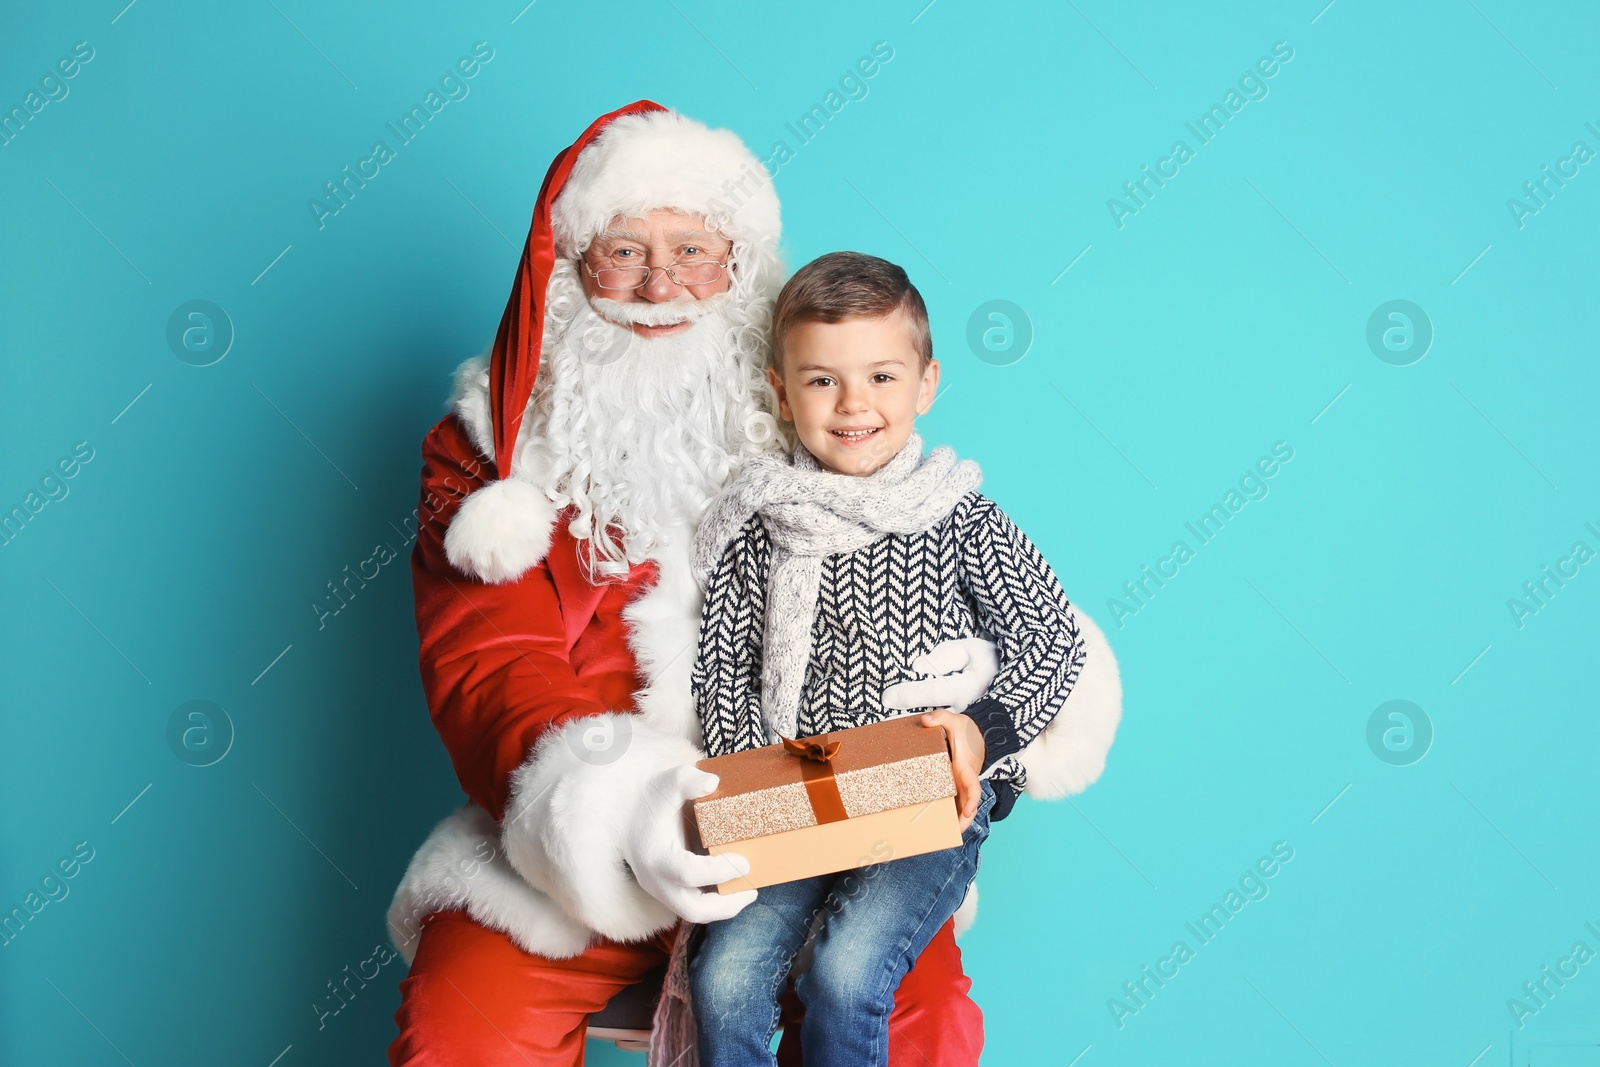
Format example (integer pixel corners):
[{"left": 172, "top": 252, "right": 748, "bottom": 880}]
[{"left": 444, "top": 476, "right": 561, "bottom": 585}]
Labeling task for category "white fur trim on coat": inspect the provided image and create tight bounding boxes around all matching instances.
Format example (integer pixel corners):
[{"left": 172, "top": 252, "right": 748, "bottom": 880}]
[
  {"left": 1016, "top": 608, "right": 1122, "bottom": 799},
  {"left": 450, "top": 352, "right": 496, "bottom": 462},
  {"left": 619, "top": 522, "right": 707, "bottom": 746},
  {"left": 552, "top": 110, "right": 781, "bottom": 259},
  {"left": 386, "top": 806, "right": 592, "bottom": 964}
]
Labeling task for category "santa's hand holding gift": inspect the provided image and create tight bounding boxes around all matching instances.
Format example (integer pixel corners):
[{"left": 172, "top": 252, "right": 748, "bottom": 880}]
[{"left": 385, "top": 102, "right": 1122, "bottom": 1065}]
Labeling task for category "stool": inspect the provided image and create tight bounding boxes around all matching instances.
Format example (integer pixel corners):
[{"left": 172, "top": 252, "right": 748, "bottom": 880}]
[
  {"left": 585, "top": 961, "right": 808, "bottom": 1053},
  {"left": 586, "top": 965, "right": 665, "bottom": 1052}
]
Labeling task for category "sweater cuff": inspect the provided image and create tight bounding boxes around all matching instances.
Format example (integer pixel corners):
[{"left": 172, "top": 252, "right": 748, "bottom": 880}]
[
  {"left": 963, "top": 697, "right": 1023, "bottom": 774},
  {"left": 989, "top": 779, "right": 1019, "bottom": 822}
]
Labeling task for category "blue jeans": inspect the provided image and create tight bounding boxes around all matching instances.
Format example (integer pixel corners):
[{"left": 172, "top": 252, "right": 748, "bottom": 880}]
[{"left": 689, "top": 780, "right": 995, "bottom": 1067}]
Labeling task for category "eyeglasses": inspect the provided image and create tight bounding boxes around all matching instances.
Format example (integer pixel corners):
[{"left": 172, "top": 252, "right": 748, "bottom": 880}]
[{"left": 582, "top": 253, "right": 730, "bottom": 291}]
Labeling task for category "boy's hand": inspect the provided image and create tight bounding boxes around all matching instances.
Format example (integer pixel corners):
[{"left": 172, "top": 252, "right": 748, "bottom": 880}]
[{"left": 920, "top": 709, "right": 985, "bottom": 833}]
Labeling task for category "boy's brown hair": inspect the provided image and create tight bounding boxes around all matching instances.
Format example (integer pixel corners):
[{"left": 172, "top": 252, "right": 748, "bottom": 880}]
[{"left": 770, "top": 251, "right": 933, "bottom": 370}]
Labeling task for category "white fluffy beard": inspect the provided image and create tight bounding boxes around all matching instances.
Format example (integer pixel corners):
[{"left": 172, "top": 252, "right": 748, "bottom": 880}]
[{"left": 517, "top": 260, "right": 781, "bottom": 578}]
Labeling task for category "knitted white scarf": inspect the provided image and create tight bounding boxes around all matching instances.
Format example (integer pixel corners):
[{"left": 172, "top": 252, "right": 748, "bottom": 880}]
[{"left": 692, "top": 433, "right": 983, "bottom": 740}]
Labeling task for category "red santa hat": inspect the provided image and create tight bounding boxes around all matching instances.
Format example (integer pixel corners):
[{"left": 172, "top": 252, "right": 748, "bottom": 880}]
[{"left": 445, "top": 101, "right": 782, "bottom": 584}]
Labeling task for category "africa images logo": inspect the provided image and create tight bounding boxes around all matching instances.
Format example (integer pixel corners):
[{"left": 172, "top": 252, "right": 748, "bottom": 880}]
[
  {"left": 1106, "top": 41, "right": 1295, "bottom": 229},
  {"left": 1108, "top": 442, "right": 1295, "bottom": 628},
  {"left": 307, "top": 42, "right": 495, "bottom": 231}
]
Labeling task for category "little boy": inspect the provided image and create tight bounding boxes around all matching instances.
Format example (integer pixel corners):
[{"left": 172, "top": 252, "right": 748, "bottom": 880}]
[{"left": 686, "top": 252, "right": 1087, "bottom": 1067}]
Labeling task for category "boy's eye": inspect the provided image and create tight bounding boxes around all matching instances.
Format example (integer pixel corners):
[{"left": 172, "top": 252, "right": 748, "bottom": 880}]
[
  {"left": 871, "top": 373, "right": 895, "bottom": 383},
  {"left": 807, "top": 376, "right": 835, "bottom": 387}
]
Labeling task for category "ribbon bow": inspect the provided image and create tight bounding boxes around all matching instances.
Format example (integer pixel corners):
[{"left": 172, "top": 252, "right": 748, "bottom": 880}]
[
  {"left": 781, "top": 735, "right": 841, "bottom": 763},
  {"left": 778, "top": 734, "right": 847, "bottom": 825}
]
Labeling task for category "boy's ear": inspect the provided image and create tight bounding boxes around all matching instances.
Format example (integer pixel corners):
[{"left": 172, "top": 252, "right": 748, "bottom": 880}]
[
  {"left": 766, "top": 365, "right": 793, "bottom": 422},
  {"left": 915, "top": 359, "right": 941, "bottom": 416}
]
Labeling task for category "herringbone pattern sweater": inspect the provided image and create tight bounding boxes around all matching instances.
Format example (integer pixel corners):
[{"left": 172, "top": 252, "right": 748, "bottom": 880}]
[{"left": 692, "top": 491, "right": 1086, "bottom": 819}]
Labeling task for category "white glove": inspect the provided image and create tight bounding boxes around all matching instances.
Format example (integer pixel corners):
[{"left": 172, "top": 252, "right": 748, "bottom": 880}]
[
  {"left": 881, "top": 637, "right": 1000, "bottom": 714},
  {"left": 623, "top": 763, "right": 758, "bottom": 924}
]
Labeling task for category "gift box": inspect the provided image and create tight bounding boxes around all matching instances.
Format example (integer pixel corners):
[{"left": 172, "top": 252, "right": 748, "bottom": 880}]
[{"left": 692, "top": 715, "right": 961, "bottom": 893}]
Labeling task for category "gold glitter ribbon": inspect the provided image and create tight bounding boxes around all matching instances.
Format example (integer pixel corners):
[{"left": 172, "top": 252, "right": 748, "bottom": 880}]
[{"left": 780, "top": 735, "right": 847, "bottom": 825}]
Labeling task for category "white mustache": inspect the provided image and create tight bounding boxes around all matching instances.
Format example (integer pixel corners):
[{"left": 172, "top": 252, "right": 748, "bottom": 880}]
[{"left": 589, "top": 292, "right": 732, "bottom": 328}]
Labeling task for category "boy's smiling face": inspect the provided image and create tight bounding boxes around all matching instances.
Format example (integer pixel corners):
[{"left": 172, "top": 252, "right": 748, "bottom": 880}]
[{"left": 768, "top": 308, "right": 940, "bottom": 476}]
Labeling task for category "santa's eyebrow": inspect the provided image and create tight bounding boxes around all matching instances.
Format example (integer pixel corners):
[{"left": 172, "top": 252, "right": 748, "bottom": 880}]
[
  {"left": 595, "top": 227, "right": 648, "bottom": 243},
  {"left": 594, "top": 227, "right": 727, "bottom": 245}
]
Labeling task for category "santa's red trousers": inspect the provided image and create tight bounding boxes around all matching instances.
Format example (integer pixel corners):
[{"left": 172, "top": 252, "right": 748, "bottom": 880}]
[{"left": 390, "top": 910, "right": 982, "bottom": 1065}]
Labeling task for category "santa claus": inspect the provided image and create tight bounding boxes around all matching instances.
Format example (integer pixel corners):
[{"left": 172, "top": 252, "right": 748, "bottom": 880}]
[{"left": 385, "top": 101, "right": 1122, "bottom": 1064}]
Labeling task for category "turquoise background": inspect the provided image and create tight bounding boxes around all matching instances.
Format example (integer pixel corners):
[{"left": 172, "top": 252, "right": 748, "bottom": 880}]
[{"left": 3, "top": 0, "right": 1598, "bottom": 1063}]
